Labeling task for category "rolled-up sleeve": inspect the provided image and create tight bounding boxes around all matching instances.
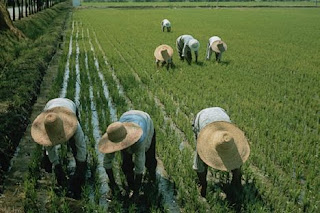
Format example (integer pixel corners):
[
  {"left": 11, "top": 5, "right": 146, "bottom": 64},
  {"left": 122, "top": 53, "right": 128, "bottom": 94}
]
[
  {"left": 182, "top": 42, "right": 188, "bottom": 57},
  {"left": 74, "top": 123, "right": 87, "bottom": 162},
  {"left": 46, "top": 146, "right": 59, "bottom": 166},
  {"left": 193, "top": 152, "right": 207, "bottom": 173}
]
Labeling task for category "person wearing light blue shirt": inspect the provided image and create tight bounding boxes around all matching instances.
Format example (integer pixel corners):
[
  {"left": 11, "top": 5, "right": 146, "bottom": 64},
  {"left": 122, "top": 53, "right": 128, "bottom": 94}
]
[{"left": 99, "top": 110, "right": 156, "bottom": 202}]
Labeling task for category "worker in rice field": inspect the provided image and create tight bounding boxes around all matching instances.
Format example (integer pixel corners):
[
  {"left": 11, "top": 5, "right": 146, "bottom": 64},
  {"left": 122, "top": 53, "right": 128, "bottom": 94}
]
[
  {"left": 192, "top": 107, "right": 250, "bottom": 198},
  {"left": 154, "top": 44, "right": 174, "bottom": 70},
  {"left": 206, "top": 36, "right": 227, "bottom": 62},
  {"left": 99, "top": 110, "right": 157, "bottom": 202},
  {"left": 176, "top": 35, "right": 200, "bottom": 65},
  {"left": 161, "top": 19, "right": 171, "bottom": 32},
  {"left": 31, "top": 98, "right": 87, "bottom": 199}
]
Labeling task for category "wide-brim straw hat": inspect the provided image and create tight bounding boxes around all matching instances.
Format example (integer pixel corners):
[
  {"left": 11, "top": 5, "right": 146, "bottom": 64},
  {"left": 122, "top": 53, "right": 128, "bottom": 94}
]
[
  {"left": 98, "top": 121, "right": 143, "bottom": 154},
  {"left": 31, "top": 107, "right": 78, "bottom": 147},
  {"left": 188, "top": 39, "right": 200, "bottom": 51},
  {"left": 154, "top": 44, "right": 173, "bottom": 62},
  {"left": 211, "top": 40, "right": 227, "bottom": 53},
  {"left": 197, "top": 121, "right": 250, "bottom": 171}
]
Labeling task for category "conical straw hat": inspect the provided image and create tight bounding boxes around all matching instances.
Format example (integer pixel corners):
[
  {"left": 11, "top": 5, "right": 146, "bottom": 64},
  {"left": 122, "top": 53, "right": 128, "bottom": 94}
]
[
  {"left": 188, "top": 39, "right": 200, "bottom": 51},
  {"left": 98, "top": 122, "right": 143, "bottom": 154},
  {"left": 197, "top": 121, "right": 250, "bottom": 171},
  {"left": 154, "top": 44, "right": 173, "bottom": 62},
  {"left": 31, "top": 107, "right": 78, "bottom": 146},
  {"left": 211, "top": 40, "right": 227, "bottom": 53}
]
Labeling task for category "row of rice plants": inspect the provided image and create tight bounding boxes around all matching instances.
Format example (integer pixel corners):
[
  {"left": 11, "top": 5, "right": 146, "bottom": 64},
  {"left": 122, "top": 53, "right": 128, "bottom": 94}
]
[
  {"left": 92, "top": 20, "right": 295, "bottom": 212},
  {"left": 72, "top": 8, "right": 319, "bottom": 212},
  {"left": 75, "top": 13, "right": 244, "bottom": 211},
  {"left": 83, "top": 22, "right": 172, "bottom": 212},
  {"left": 88, "top": 22, "right": 273, "bottom": 213},
  {"left": 22, "top": 19, "right": 104, "bottom": 212}
]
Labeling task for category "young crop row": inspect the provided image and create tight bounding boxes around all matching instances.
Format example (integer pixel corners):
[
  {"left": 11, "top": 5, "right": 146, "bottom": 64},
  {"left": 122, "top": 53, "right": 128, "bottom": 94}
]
[
  {"left": 72, "top": 8, "right": 319, "bottom": 212},
  {"left": 23, "top": 7, "right": 319, "bottom": 212}
]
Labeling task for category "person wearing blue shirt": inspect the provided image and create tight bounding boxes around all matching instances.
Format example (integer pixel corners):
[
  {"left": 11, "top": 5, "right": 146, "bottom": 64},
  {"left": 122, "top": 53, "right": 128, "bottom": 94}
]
[{"left": 99, "top": 110, "right": 156, "bottom": 202}]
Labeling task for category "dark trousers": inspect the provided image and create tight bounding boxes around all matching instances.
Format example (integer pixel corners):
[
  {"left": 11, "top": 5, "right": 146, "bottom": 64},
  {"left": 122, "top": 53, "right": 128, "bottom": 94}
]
[{"left": 121, "top": 129, "right": 157, "bottom": 186}]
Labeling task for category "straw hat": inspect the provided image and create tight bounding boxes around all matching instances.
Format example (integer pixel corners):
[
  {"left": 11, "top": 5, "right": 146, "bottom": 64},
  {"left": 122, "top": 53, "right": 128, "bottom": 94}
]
[
  {"left": 197, "top": 121, "right": 250, "bottom": 171},
  {"left": 98, "top": 122, "right": 143, "bottom": 154},
  {"left": 154, "top": 44, "right": 173, "bottom": 62},
  {"left": 31, "top": 107, "right": 78, "bottom": 147},
  {"left": 188, "top": 39, "right": 200, "bottom": 51},
  {"left": 211, "top": 40, "right": 227, "bottom": 53}
]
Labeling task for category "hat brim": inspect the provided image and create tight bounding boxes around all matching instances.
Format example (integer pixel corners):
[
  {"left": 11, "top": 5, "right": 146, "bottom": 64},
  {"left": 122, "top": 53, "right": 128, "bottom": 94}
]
[
  {"left": 154, "top": 44, "right": 173, "bottom": 61},
  {"left": 197, "top": 121, "right": 250, "bottom": 171},
  {"left": 98, "top": 122, "right": 143, "bottom": 153},
  {"left": 211, "top": 41, "right": 227, "bottom": 53},
  {"left": 31, "top": 107, "right": 78, "bottom": 146}
]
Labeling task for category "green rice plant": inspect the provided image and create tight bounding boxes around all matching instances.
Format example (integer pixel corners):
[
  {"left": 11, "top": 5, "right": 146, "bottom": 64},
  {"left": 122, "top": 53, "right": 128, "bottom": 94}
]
[
  {"left": 68, "top": 6, "right": 320, "bottom": 211},
  {"left": 23, "top": 178, "right": 38, "bottom": 212},
  {"left": 82, "top": 1, "right": 317, "bottom": 8}
]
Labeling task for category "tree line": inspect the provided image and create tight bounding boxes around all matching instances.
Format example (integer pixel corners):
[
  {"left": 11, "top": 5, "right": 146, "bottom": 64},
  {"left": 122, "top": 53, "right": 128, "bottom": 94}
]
[{"left": 2, "top": 0, "right": 65, "bottom": 21}]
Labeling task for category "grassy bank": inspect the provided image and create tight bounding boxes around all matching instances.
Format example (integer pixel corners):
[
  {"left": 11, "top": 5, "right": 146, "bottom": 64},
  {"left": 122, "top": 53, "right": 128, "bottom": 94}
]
[{"left": 0, "top": 1, "right": 72, "bottom": 188}]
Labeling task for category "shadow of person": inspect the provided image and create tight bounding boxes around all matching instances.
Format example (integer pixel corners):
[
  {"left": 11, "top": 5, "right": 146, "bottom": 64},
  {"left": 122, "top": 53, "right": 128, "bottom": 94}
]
[
  {"left": 213, "top": 140, "right": 264, "bottom": 212},
  {"left": 217, "top": 176, "right": 265, "bottom": 213},
  {"left": 195, "top": 61, "right": 205, "bottom": 66},
  {"left": 219, "top": 60, "right": 231, "bottom": 66},
  {"left": 113, "top": 175, "right": 163, "bottom": 213}
]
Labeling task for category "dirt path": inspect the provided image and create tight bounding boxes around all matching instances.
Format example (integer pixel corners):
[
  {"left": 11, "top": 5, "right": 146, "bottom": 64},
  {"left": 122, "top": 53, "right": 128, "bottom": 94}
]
[{"left": 0, "top": 30, "right": 65, "bottom": 213}]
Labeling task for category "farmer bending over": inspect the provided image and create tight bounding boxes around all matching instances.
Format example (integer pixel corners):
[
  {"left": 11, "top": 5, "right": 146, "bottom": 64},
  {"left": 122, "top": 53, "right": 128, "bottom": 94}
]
[
  {"left": 192, "top": 107, "right": 250, "bottom": 198},
  {"left": 161, "top": 19, "right": 171, "bottom": 32},
  {"left": 176, "top": 35, "right": 200, "bottom": 65},
  {"left": 154, "top": 44, "right": 174, "bottom": 70},
  {"left": 31, "top": 98, "right": 87, "bottom": 199},
  {"left": 206, "top": 36, "right": 227, "bottom": 63},
  {"left": 99, "top": 110, "right": 157, "bottom": 202}
]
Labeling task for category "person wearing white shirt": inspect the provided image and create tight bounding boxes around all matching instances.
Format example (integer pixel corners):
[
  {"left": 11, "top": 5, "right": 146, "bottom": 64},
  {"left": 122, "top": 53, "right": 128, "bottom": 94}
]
[
  {"left": 176, "top": 34, "right": 200, "bottom": 64},
  {"left": 192, "top": 107, "right": 250, "bottom": 198},
  {"left": 161, "top": 19, "right": 171, "bottom": 32},
  {"left": 31, "top": 98, "right": 87, "bottom": 199},
  {"left": 206, "top": 36, "right": 227, "bottom": 62}
]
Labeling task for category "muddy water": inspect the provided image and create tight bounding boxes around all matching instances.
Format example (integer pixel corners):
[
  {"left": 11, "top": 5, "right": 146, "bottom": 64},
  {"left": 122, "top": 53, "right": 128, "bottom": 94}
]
[
  {"left": 60, "top": 21, "right": 75, "bottom": 98},
  {"left": 93, "top": 32, "right": 133, "bottom": 109},
  {"left": 156, "top": 158, "right": 180, "bottom": 212},
  {"left": 83, "top": 31, "right": 110, "bottom": 208},
  {"left": 88, "top": 31, "right": 117, "bottom": 122},
  {"left": 75, "top": 26, "right": 81, "bottom": 113},
  {"left": 89, "top": 84, "right": 109, "bottom": 208}
]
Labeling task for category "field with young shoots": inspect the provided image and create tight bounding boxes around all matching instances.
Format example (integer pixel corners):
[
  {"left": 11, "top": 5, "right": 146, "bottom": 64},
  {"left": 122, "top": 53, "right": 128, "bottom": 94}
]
[{"left": 22, "top": 6, "right": 319, "bottom": 212}]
